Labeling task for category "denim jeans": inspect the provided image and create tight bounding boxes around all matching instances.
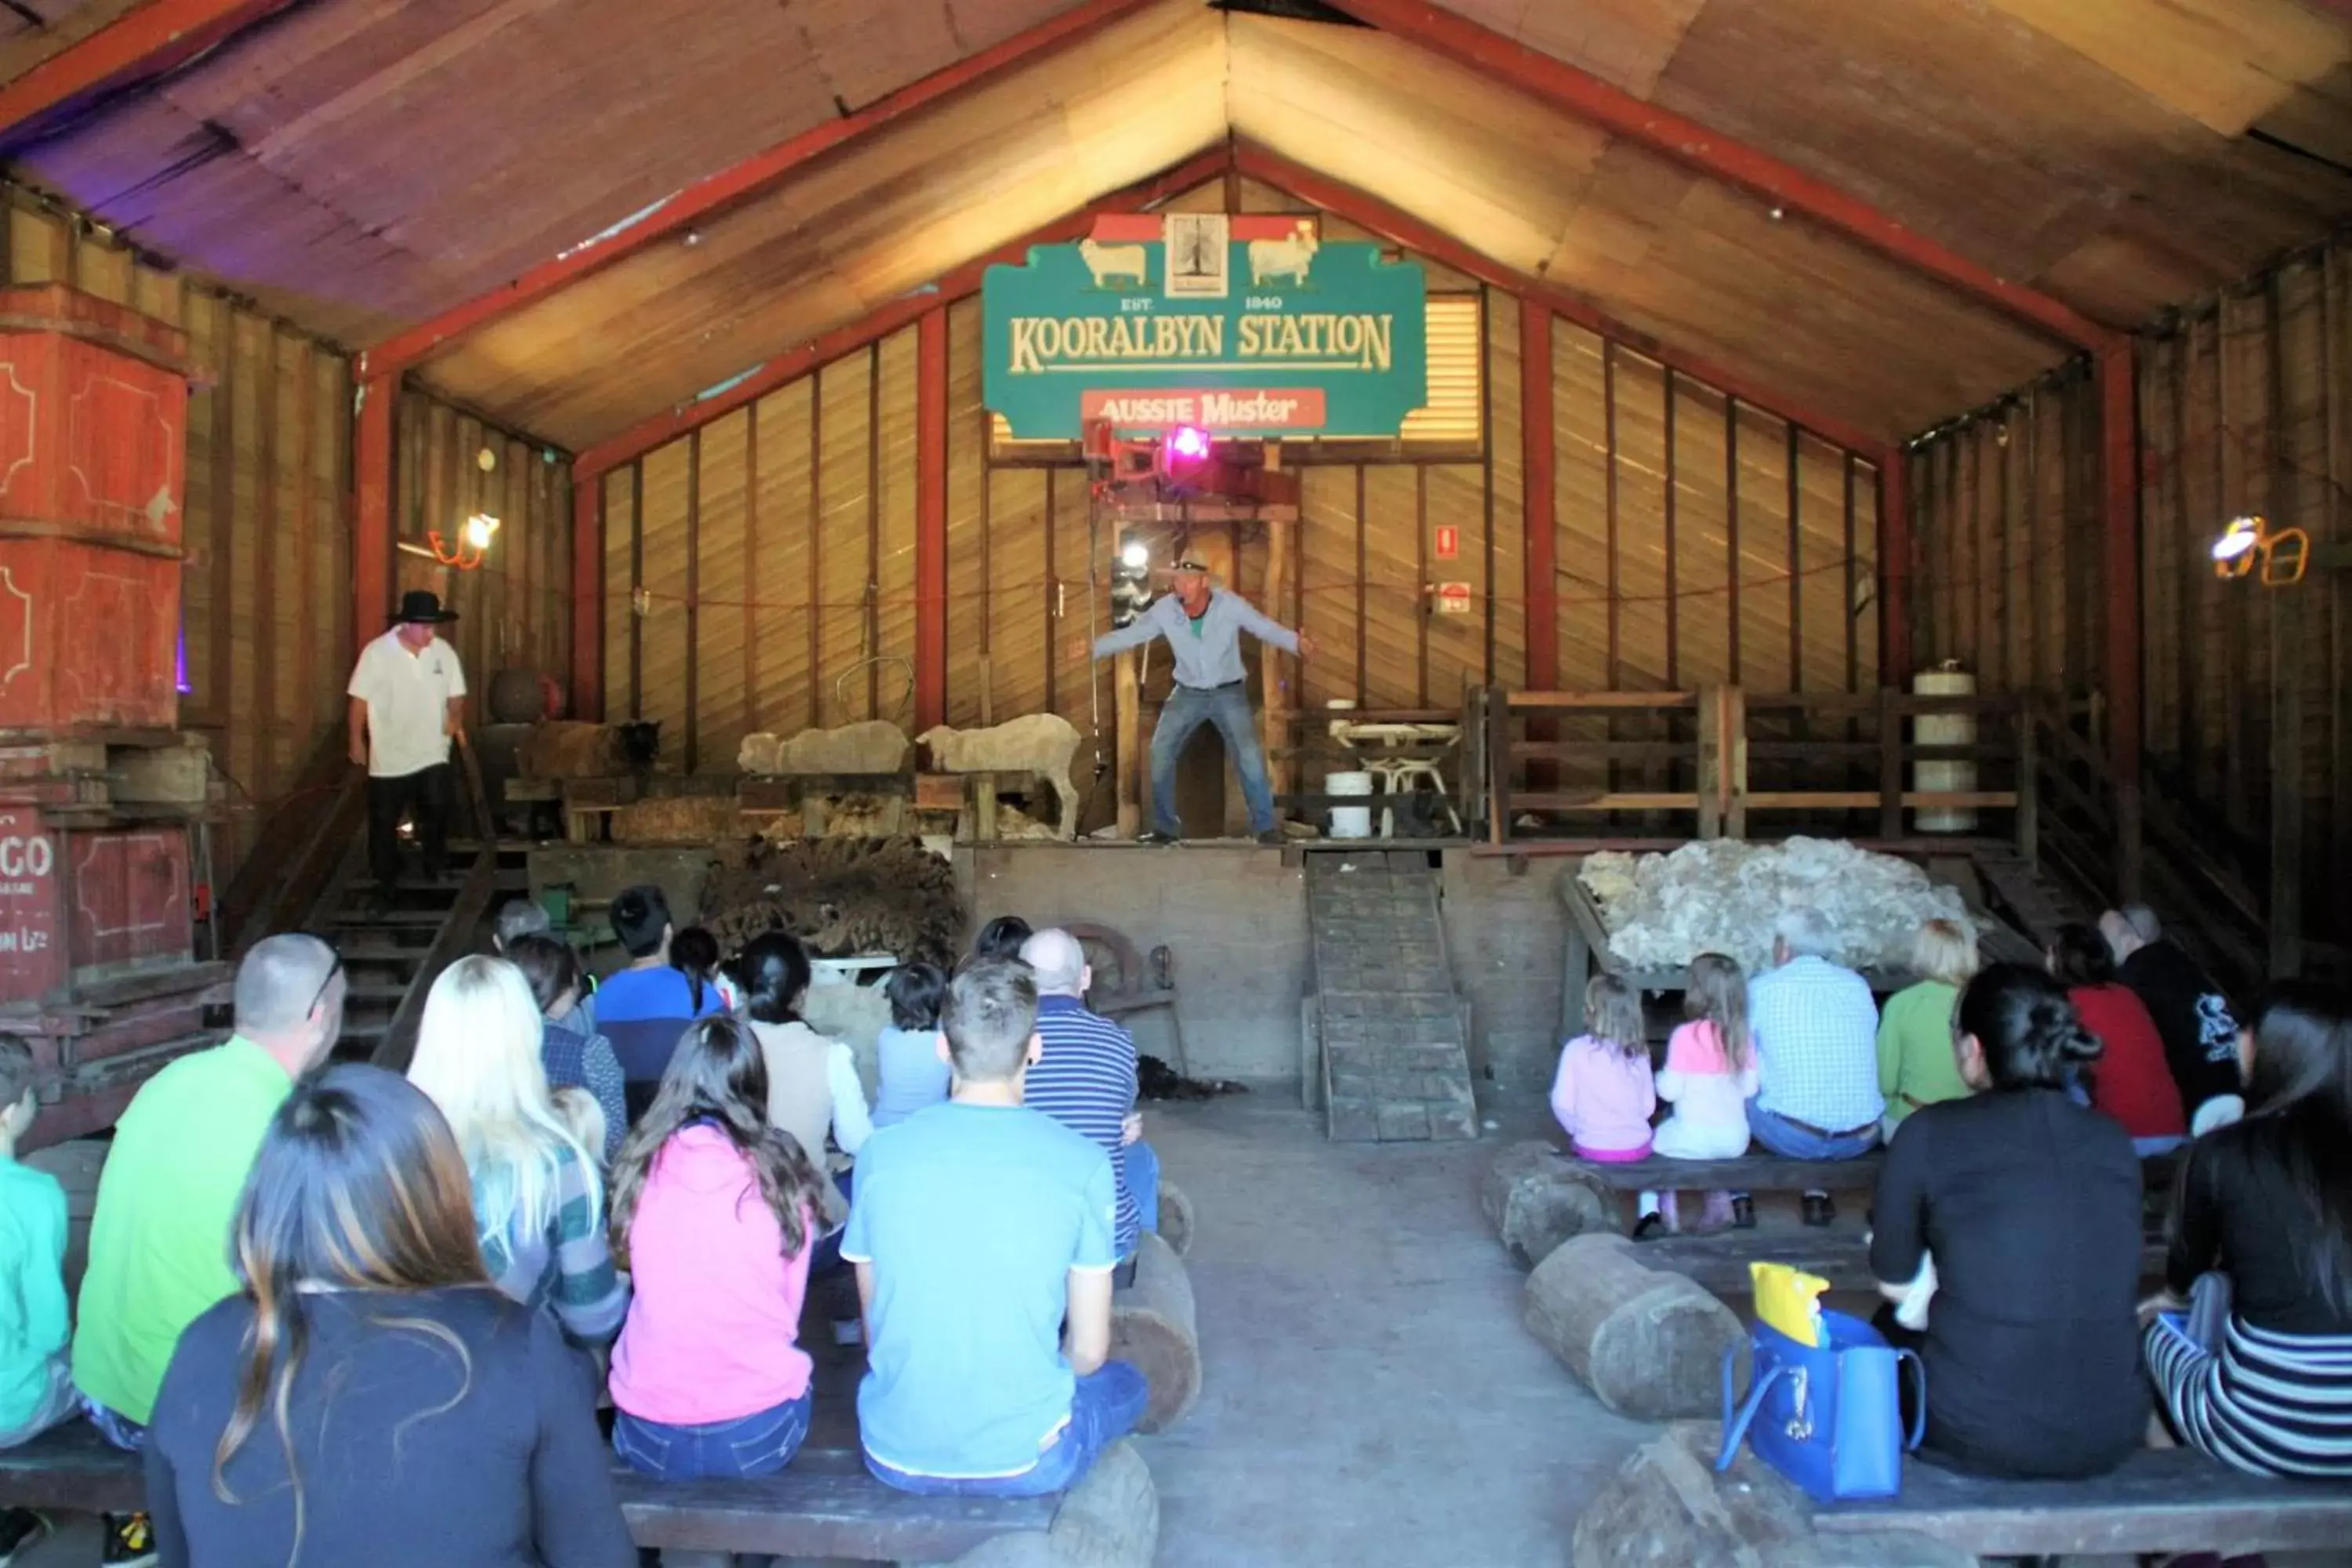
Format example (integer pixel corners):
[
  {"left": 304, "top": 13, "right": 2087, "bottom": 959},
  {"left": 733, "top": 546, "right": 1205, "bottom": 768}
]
[
  {"left": 0, "top": 1356, "right": 78, "bottom": 1449},
  {"left": 812, "top": 1166, "right": 855, "bottom": 1275},
  {"left": 1744, "top": 1100, "right": 1880, "bottom": 1162},
  {"left": 865, "top": 1361, "right": 1149, "bottom": 1499},
  {"left": 1126, "top": 1141, "right": 1160, "bottom": 1240},
  {"left": 1150, "top": 683, "right": 1274, "bottom": 836},
  {"left": 613, "top": 1388, "right": 814, "bottom": 1481},
  {"left": 78, "top": 1392, "right": 146, "bottom": 1453}
]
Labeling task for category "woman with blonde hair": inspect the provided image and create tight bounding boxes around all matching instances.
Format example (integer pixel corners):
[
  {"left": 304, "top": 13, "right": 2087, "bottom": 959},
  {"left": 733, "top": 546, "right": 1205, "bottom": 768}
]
[
  {"left": 407, "top": 955, "right": 626, "bottom": 1347},
  {"left": 142, "top": 1065, "right": 633, "bottom": 1566},
  {"left": 1876, "top": 918, "right": 1981, "bottom": 1138}
]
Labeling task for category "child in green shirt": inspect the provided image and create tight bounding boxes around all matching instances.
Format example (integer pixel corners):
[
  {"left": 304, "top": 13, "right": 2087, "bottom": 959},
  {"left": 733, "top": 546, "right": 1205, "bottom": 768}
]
[{"left": 0, "top": 1040, "right": 74, "bottom": 1448}]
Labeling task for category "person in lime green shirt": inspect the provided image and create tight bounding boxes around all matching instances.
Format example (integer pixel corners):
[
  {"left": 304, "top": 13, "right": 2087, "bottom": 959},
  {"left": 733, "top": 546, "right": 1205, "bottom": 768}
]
[
  {"left": 1876, "top": 918, "right": 1981, "bottom": 1140},
  {"left": 72, "top": 934, "right": 344, "bottom": 1439},
  {"left": 0, "top": 1040, "right": 73, "bottom": 1449}
]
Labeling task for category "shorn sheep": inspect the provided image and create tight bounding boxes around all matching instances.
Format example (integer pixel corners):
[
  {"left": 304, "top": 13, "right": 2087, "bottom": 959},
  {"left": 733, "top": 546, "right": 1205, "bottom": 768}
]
[
  {"left": 917, "top": 714, "right": 1082, "bottom": 840},
  {"left": 736, "top": 720, "right": 909, "bottom": 777}
]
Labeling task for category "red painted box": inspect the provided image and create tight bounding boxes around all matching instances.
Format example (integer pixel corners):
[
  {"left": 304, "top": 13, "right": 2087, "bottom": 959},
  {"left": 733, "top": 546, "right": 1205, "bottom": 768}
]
[
  {"left": 0, "top": 807, "right": 192, "bottom": 1004},
  {"left": 0, "top": 285, "right": 190, "bottom": 736}
]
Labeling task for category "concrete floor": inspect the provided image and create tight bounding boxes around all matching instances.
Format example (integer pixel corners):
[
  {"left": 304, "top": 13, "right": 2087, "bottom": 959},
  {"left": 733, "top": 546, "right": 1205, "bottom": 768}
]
[{"left": 1138, "top": 1091, "right": 1650, "bottom": 1568}]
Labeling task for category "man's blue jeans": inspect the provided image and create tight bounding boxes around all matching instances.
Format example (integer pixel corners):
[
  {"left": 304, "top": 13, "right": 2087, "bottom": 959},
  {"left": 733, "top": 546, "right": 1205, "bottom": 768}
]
[
  {"left": 1745, "top": 1100, "right": 1880, "bottom": 1162},
  {"left": 1150, "top": 682, "right": 1275, "bottom": 836},
  {"left": 1127, "top": 1141, "right": 1160, "bottom": 1240},
  {"left": 865, "top": 1361, "right": 1149, "bottom": 1499},
  {"left": 614, "top": 1389, "right": 815, "bottom": 1480}
]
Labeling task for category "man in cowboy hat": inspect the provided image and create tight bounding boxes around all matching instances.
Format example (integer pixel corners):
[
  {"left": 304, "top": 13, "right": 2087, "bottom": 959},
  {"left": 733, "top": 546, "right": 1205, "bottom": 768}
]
[
  {"left": 347, "top": 590, "right": 467, "bottom": 907},
  {"left": 1080, "top": 557, "right": 1312, "bottom": 845}
]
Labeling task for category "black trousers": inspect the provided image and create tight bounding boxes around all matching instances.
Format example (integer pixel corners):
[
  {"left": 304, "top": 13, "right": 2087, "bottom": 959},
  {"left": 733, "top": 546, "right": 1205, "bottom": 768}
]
[{"left": 365, "top": 763, "right": 452, "bottom": 887}]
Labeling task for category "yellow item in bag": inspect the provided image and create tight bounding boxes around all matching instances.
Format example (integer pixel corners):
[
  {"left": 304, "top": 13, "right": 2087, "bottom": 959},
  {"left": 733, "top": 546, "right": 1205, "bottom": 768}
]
[{"left": 1750, "top": 1260, "right": 1829, "bottom": 1348}]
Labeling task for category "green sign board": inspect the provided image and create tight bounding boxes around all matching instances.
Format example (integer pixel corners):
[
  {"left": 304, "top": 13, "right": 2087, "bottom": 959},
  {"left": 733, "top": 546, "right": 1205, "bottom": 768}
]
[{"left": 982, "top": 215, "right": 1428, "bottom": 440}]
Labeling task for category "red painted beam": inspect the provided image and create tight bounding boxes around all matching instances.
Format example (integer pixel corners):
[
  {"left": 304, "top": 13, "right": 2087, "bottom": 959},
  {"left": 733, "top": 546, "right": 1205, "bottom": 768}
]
[
  {"left": 569, "top": 477, "right": 603, "bottom": 721},
  {"left": 2098, "top": 345, "right": 2140, "bottom": 780},
  {"left": 1234, "top": 143, "right": 1889, "bottom": 459},
  {"left": 358, "top": 0, "right": 1158, "bottom": 379},
  {"left": 351, "top": 374, "right": 395, "bottom": 660},
  {"left": 913, "top": 307, "right": 949, "bottom": 731},
  {"left": 0, "top": 0, "right": 298, "bottom": 137},
  {"left": 1878, "top": 445, "right": 1911, "bottom": 681},
  {"left": 1519, "top": 306, "right": 1558, "bottom": 688},
  {"left": 1323, "top": 0, "right": 2124, "bottom": 354},
  {"left": 572, "top": 147, "right": 1229, "bottom": 478}
]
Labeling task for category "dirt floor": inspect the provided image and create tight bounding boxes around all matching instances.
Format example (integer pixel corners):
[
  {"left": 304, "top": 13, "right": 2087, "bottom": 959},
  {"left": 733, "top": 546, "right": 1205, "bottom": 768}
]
[{"left": 1138, "top": 1091, "right": 1649, "bottom": 1567}]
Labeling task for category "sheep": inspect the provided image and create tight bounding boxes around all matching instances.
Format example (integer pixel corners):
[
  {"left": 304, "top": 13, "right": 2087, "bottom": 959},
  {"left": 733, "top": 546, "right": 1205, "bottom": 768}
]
[
  {"left": 917, "top": 713, "right": 1082, "bottom": 840},
  {"left": 1078, "top": 238, "right": 1149, "bottom": 291},
  {"left": 1248, "top": 226, "right": 1319, "bottom": 288},
  {"left": 736, "top": 720, "right": 909, "bottom": 777},
  {"left": 517, "top": 720, "right": 660, "bottom": 780}
]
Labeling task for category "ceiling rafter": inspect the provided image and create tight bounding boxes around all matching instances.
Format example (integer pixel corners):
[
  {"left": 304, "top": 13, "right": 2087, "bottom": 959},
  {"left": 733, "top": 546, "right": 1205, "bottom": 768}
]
[
  {"left": 358, "top": 0, "right": 1163, "bottom": 381},
  {"left": 0, "top": 0, "right": 301, "bottom": 143},
  {"left": 1318, "top": 0, "right": 2128, "bottom": 354}
]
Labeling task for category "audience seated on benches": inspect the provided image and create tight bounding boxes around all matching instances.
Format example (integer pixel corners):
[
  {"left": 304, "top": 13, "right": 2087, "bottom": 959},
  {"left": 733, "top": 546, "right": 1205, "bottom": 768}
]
[
  {"left": 2145, "top": 982, "right": 2352, "bottom": 1479},
  {"left": 1551, "top": 973, "right": 1657, "bottom": 1166},
  {"left": 873, "top": 962, "right": 953, "bottom": 1130},
  {"left": 971, "top": 915, "right": 1034, "bottom": 964},
  {"left": 2051, "top": 923, "right": 2187, "bottom": 1157},
  {"left": 1636, "top": 954, "right": 1760, "bottom": 1237},
  {"left": 608, "top": 1017, "right": 825, "bottom": 1483},
  {"left": 508, "top": 934, "right": 626, "bottom": 1166},
  {"left": 735, "top": 932, "right": 870, "bottom": 1266},
  {"left": 2103, "top": 902, "right": 2248, "bottom": 1137},
  {"left": 593, "top": 885, "right": 726, "bottom": 1122},
  {"left": 0, "top": 1041, "right": 72, "bottom": 1455},
  {"left": 670, "top": 923, "right": 739, "bottom": 1015},
  {"left": 1745, "top": 907, "right": 1884, "bottom": 1225},
  {"left": 842, "top": 958, "right": 1147, "bottom": 1499},
  {"left": 75, "top": 934, "right": 346, "bottom": 1452},
  {"left": 1876, "top": 919, "right": 1980, "bottom": 1141},
  {"left": 1022, "top": 929, "right": 1161, "bottom": 1283},
  {"left": 408, "top": 956, "right": 626, "bottom": 1349},
  {"left": 1870, "top": 963, "right": 2146, "bottom": 1480},
  {"left": 145, "top": 1064, "right": 636, "bottom": 1568}
]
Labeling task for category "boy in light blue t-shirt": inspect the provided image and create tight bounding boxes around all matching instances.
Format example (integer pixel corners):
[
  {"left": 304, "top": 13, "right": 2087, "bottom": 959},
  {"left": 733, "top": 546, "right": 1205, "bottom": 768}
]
[
  {"left": 0, "top": 1040, "right": 74, "bottom": 1451},
  {"left": 842, "top": 959, "right": 1145, "bottom": 1497}
]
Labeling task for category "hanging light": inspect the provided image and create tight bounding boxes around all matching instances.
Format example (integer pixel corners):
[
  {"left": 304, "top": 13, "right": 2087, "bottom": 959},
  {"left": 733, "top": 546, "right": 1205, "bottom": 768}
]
[
  {"left": 1119, "top": 539, "right": 1150, "bottom": 570},
  {"left": 1166, "top": 426, "right": 1211, "bottom": 462},
  {"left": 463, "top": 512, "right": 501, "bottom": 552},
  {"left": 2211, "top": 515, "right": 2310, "bottom": 587}
]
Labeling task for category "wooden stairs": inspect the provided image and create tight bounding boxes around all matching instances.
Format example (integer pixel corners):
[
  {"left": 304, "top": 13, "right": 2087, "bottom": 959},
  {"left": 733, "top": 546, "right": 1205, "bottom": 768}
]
[{"left": 304, "top": 837, "right": 528, "bottom": 1070}]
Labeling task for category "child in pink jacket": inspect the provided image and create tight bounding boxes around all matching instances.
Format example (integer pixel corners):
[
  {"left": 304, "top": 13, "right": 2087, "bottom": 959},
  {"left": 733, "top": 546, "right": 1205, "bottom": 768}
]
[{"left": 1549, "top": 974, "right": 1657, "bottom": 1162}]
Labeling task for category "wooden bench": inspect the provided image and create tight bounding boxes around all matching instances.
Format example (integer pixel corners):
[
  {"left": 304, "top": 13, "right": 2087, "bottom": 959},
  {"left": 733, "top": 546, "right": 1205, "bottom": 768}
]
[
  {"left": 1815, "top": 1449, "right": 2352, "bottom": 1557},
  {"left": 1637, "top": 1228, "right": 2171, "bottom": 1295},
  {"left": 0, "top": 1426, "right": 1130, "bottom": 1566},
  {"left": 1567, "top": 1153, "right": 1886, "bottom": 1194}
]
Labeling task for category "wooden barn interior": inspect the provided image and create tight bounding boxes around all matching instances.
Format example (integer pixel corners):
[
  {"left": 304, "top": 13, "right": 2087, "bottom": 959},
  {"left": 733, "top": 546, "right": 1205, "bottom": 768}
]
[{"left": 6, "top": 0, "right": 2352, "bottom": 1562}]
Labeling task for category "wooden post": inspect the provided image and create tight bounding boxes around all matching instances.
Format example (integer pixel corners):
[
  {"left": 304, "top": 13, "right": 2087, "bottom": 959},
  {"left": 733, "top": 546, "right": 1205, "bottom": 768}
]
[
  {"left": 1486, "top": 686, "right": 1512, "bottom": 844},
  {"left": 1260, "top": 442, "right": 1292, "bottom": 822},
  {"left": 1116, "top": 648, "right": 1140, "bottom": 837},
  {"left": 1722, "top": 684, "right": 1748, "bottom": 840},
  {"left": 1696, "top": 684, "right": 1725, "bottom": 841},
  {"left": 975, "top": 776, "right": 1000, "bottom": 844},
  {"left": 1878, "top": 686, "right": 1904, "bottom": 840},
  {"left": 352, "top": 374, "right": 395, "bottom": 660},
  {"left": 913, "top": 307, "right": 949, "bottom": 731},
  {"left": 2015, "top": 702, "right": 2039, "bottom": 869},
  {"left": 2098, "top": 345, "right": 2145, "bottom": 902}
]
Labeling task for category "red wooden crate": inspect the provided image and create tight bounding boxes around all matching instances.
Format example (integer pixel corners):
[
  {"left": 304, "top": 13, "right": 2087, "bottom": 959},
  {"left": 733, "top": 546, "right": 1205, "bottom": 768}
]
[
  {"left": 0, "top": 808, "right": 191, "bottom": 1004},
  {"left": 0, "top": 539, "right": 180, "bottom": 732}
]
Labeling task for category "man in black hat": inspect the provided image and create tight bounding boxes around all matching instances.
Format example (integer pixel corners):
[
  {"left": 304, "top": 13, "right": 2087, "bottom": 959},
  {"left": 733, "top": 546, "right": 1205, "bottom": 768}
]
[
  {"left": 346, "top": 591, "right": 467, "bottom": 906},
  {"left": 1081, "top": 557, "right": 1312, "bottom": 845}
]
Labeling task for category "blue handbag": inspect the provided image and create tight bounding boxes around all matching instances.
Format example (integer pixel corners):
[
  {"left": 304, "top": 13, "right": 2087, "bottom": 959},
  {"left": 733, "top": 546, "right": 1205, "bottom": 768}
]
[{"left": 1713, "top": 1310, "right": 1926, "bottom": 1503}]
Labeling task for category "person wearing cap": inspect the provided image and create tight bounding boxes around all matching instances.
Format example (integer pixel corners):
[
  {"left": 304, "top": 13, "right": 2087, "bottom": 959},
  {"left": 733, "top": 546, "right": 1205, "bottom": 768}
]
[
  {"left": 1081, "top": 558, "right": 1312, "bottom": 846},
  {"left": 347, "top": 590, "right": 468, "bottom": 906}
]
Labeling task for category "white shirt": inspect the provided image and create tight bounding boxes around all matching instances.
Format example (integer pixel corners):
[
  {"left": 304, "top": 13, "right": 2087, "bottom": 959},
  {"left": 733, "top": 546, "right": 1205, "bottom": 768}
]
[{"left": 347, "top": 630, "right": 466, "bottom": 779}]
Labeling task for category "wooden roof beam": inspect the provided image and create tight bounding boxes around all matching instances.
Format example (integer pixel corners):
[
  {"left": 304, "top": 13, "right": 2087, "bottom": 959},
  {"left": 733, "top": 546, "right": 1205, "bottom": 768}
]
[
  {"left": 1232, "top": 143, "right": 1893, "bottom": 461},
  {"left": 0, "top": 0, "right": 301, "bottom": 140},
  {"left": 1321, "top": 0, "right": 2128, "bottom": 355},
  {"left": 359, "top": 0, "right": 1161, "bottom": 380},
  {"left": 571, "top": 146, "right": 1233, "bottom": 479}
]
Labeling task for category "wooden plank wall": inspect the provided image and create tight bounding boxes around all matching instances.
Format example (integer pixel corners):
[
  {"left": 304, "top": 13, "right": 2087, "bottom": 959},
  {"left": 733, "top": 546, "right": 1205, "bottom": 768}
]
[
  {"left": 1906, "top": 241, "right": 2352, "bottom": 956},
  {"left": 0, "top": 183, "right": 574, "bottom": 889},
  {"left": 598, "top": 208, "right": 1886, "bottom": 808}
]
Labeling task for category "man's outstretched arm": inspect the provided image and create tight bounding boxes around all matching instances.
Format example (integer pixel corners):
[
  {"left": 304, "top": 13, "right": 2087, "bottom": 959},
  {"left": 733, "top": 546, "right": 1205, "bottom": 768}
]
[{"left": 1232, "top": 596, "right": 1313, "bottom": 659}]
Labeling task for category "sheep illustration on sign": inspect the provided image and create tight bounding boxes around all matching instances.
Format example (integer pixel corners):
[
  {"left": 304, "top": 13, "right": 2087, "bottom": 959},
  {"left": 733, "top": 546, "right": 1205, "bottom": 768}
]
[{"left": 983, "top": 212, "right": 1428, "bottom": 441}]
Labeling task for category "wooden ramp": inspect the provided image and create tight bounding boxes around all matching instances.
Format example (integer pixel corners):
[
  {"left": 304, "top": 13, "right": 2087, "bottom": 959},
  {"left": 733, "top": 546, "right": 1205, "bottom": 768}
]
[{"left": 1305, "top": 851, "right": 1478, "bottom": 1142}]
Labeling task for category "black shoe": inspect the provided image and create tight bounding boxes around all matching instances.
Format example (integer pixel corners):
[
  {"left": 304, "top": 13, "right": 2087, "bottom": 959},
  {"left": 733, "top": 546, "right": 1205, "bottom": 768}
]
[
  {"left": 103, "top": 1512, "right": 156, "bottom": 1567},
  {"left": 1135, "top": 830, "right": 1178, "bottom": 846},
  {"left": 1, "top": 1509, "right": 46, "bottom": 1566},
  {"left": 1730, "top": 1195, "right": 1756, "bottom": 1230},
  {"left": 1801, "top": 1192, "right": 1836, "bottom": 1228},
  {"left": 1630, "top": 1212, "right": 1668, "bottom": 1241},
  {"left": 1254, "top": 829, "right": 1285, "bottom": 847}
]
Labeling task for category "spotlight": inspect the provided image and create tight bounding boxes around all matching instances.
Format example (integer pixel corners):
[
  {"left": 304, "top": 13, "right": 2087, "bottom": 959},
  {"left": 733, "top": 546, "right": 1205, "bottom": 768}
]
[
  {"left": 1167, "top": 426, "right": 1211, "bottom": 461},
  {"left": 463, "top": 512, "right": 501, "bottom": 552},
  {"left": 2211, "top": 514, "right": 2310, "bottom": 587},
  {"left": 2211, "top": 516, "right": 2260, "bottom": 565},
  {"left": 1120, "top": 540, "right": 1150, "bottom": 570}
]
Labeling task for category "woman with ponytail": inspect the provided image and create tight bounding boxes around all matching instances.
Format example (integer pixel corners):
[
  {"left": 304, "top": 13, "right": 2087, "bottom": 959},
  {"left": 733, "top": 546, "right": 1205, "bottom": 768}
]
[
  {"left": 2146, "top": 982, "right": 2352, "bottom": 1478},
  {"left": 142, "top": 1065, "right": 633, "bottom": 1567},
  {"left": 1868, "top": 963, "right": 2145, "bottom": 1479}
]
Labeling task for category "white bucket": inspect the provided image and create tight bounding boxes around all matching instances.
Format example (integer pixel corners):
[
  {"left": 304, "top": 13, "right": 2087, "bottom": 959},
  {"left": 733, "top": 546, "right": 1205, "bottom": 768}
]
[
  {"left": 1327, "top": 770, "right": 1375, "bottom": 839},
  {"left": 1912, "top": 663, "right": 1978, "bottom": 833}
]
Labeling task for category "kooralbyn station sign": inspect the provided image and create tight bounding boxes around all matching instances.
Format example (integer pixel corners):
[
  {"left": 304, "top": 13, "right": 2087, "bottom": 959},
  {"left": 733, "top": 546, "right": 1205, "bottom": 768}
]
[{"left": 982, "top": 212, "right": 1428, "bottom": 439}]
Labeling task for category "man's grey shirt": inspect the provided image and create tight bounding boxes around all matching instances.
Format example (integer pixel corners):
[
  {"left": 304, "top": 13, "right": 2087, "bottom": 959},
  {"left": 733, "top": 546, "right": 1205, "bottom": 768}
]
[{"left": 1092, "top": 588, "right": 1298, "bottom": 690}]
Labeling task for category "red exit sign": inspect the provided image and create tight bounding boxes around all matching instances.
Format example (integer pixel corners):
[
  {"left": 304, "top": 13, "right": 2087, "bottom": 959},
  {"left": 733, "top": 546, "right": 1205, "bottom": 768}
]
[{"left": 1433, "top": 524, "right": 1460, "bottom": 561}]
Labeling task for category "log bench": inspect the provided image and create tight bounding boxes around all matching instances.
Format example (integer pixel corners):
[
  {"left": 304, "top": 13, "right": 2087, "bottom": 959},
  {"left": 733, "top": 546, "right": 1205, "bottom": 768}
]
[
  {"left": 1814, "top": 1449, "right": 2352, "bottom": 1559},
  {"left": 0, "top": 1424, "right": 1156, "bottom": 1567},
  {"left": 1634, "top": 1229, "right": 2172, "bottom": 1296},
  {"left": 1566, "top": 1152, "right": 1886, "bottom": 1194}
]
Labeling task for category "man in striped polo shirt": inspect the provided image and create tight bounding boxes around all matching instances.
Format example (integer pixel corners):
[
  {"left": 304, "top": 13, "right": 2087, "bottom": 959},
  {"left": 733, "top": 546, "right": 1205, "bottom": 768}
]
[{"left": 1018, "top": 929, "right": 1158, "bottom": 1283}]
